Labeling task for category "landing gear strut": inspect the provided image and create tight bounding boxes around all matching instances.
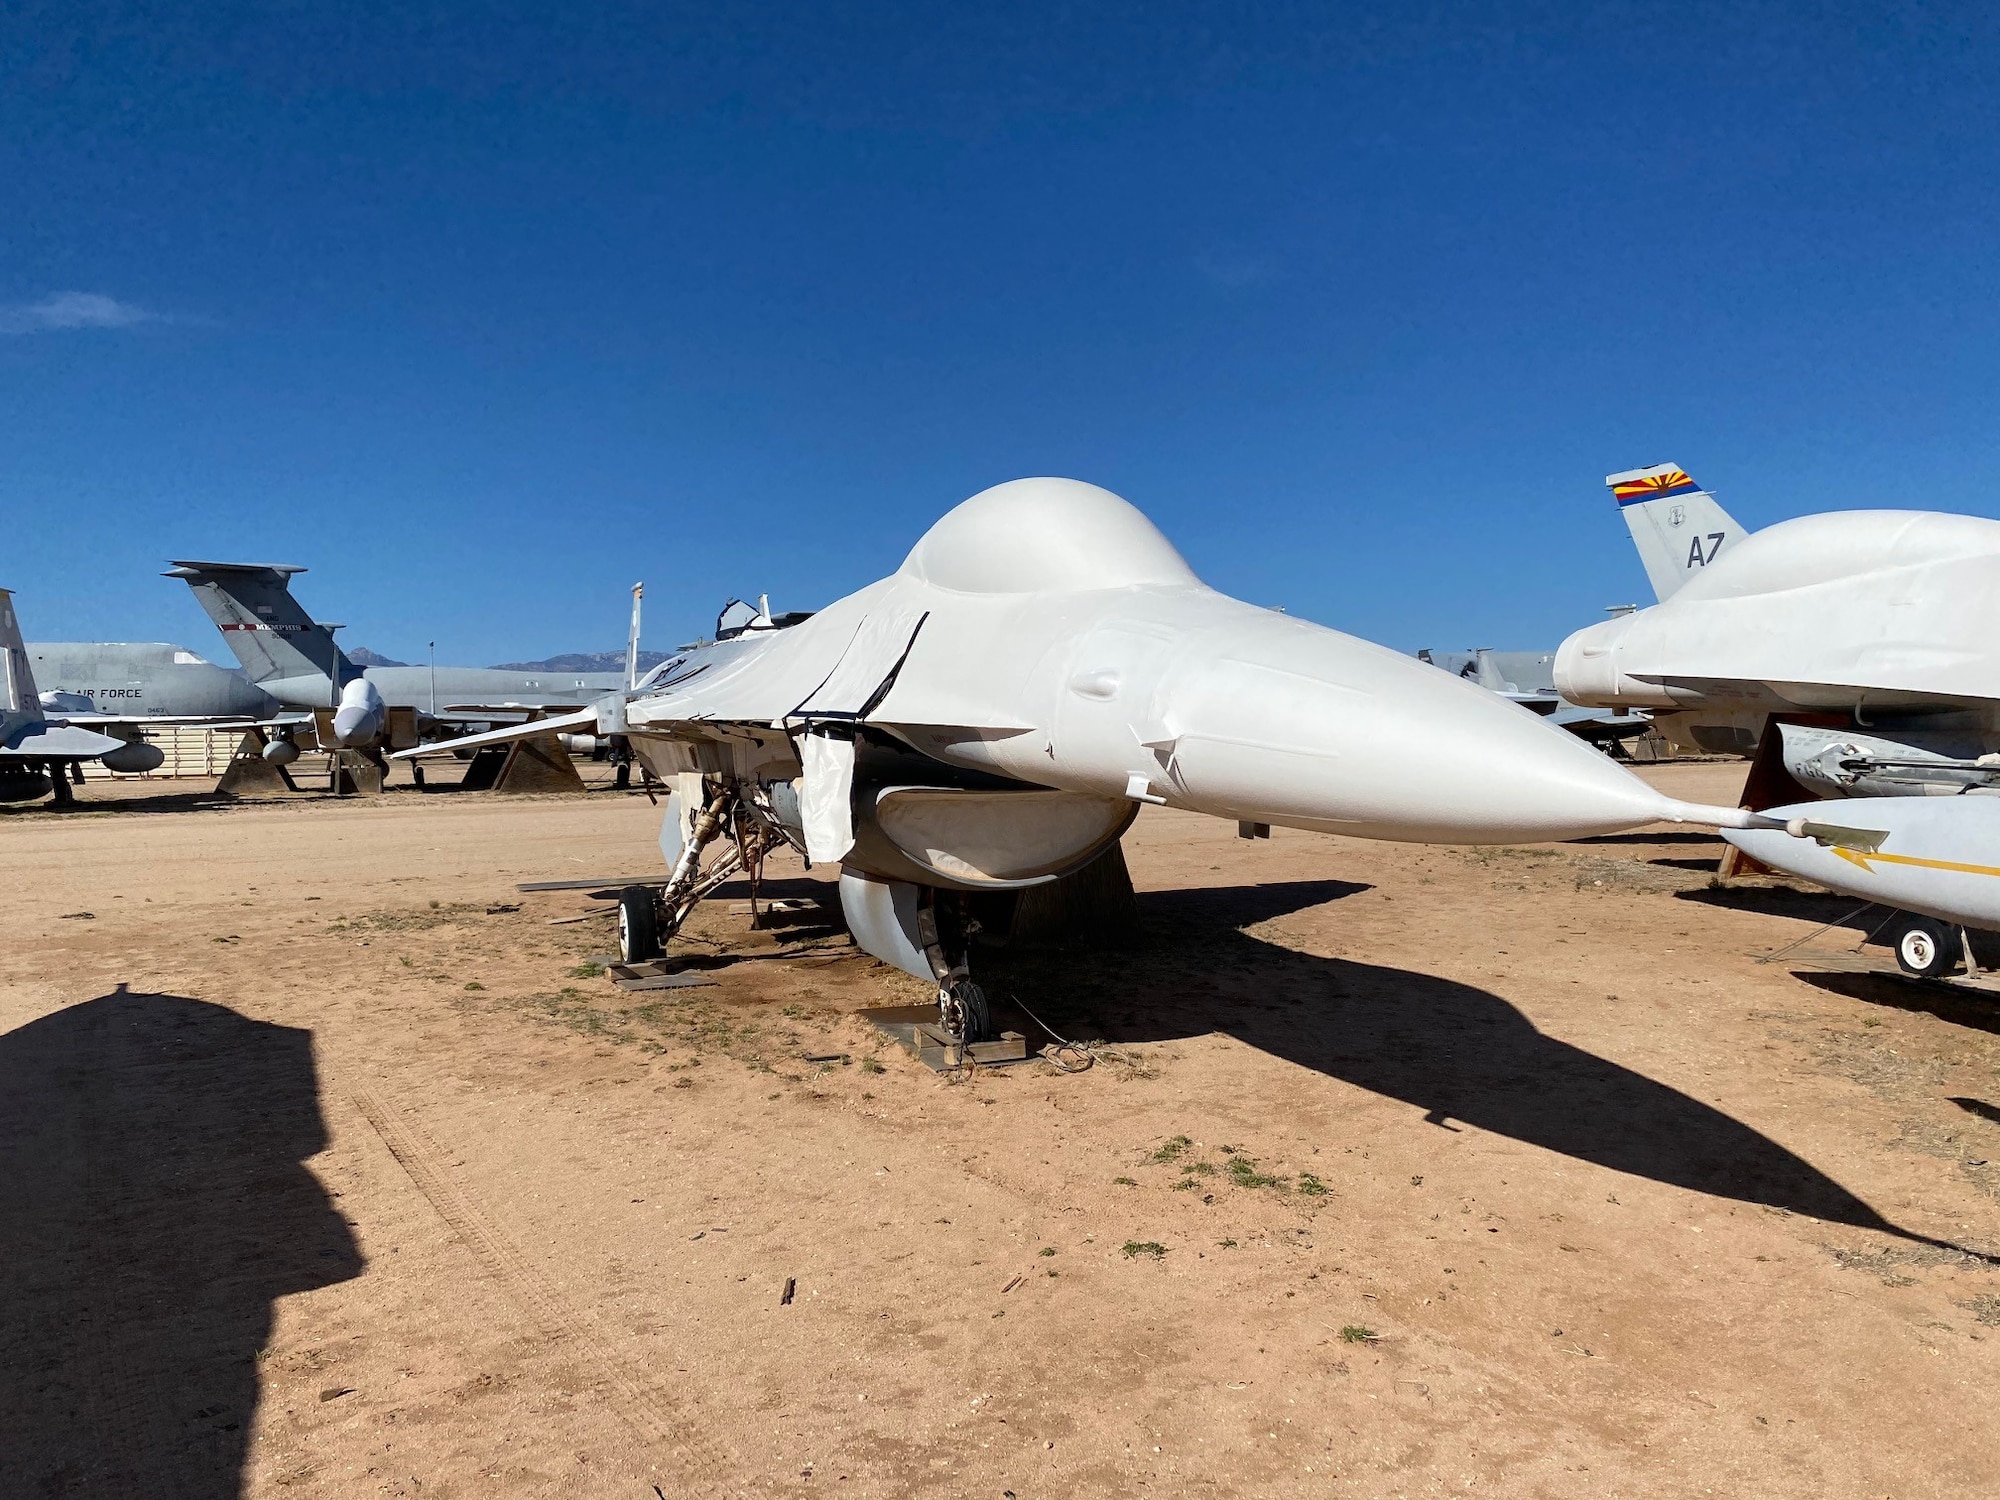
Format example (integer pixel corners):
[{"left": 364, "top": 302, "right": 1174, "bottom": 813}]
[
  {"left": 916, "top": 891, "right": 991, "bottom": 1044},
  {"left": 614, "top": 783, "right": 785, "bottom": 966}
]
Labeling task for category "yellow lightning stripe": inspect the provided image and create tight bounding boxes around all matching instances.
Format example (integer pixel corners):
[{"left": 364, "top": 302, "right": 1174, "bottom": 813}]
[{"left": 1833, "top": 846, "right": 2000, "bottom": 879}]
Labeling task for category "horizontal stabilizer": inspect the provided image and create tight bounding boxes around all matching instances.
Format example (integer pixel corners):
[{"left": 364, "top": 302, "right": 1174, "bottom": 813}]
[
  {"left": 2, "top": 723, "right": 129, "bottom": 759},
  {"left": 164, "top": 559, "right": 309, "bottom": 577}
]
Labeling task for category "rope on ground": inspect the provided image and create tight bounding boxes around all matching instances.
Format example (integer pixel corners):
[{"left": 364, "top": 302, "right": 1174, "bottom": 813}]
[
  {"left": 1753, "top": 902, "right": 1889, "bottom": 965},
  {"left": 1005, "top": 992, "right": 1098, "bottom": 1072}
]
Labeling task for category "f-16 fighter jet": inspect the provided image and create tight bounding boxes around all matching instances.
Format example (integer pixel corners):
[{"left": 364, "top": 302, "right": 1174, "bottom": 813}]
[{"left": 399, "top": 479, "right": 1752, "bottom": 1042}]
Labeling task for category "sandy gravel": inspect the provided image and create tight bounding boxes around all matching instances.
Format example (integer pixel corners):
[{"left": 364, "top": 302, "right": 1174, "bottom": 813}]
[{"left": 4, "top": 763, "right": 1999, "bottom": 1498}]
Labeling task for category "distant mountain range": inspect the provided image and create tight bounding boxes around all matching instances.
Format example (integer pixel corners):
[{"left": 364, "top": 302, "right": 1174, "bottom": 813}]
[
  {"left": 344, "top": 647, "right": 678, "bottom": 673},
  {"left": 487, "top": 650, "right": 677, "bottom": 673}
]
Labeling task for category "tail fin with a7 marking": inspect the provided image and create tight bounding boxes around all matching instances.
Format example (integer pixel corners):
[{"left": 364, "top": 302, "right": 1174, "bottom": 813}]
[{"left": 1607, "top": 464, "right": 1750, "bottom": 602}]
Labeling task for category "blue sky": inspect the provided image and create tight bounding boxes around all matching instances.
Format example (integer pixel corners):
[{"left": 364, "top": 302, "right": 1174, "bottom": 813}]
[{"left": 5, "top": 2, "right": 1998, "bottom": 663}]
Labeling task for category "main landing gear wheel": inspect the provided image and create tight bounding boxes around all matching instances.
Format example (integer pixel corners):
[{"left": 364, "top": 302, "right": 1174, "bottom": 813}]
[
  {"left": 617, "top": 885, "right": 661, "bottom": 964},
  {"left": 1893, "top": 915, "right": 1958, "bottom": 979},
  {"left": 939, "top": 980, "right": 991, "bottom": 1045}
]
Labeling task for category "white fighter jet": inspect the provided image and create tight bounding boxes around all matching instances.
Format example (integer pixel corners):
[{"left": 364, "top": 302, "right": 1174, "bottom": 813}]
[
  {"left": 400, "top": 478, "right": 1752, "bottom": 1040},
  {"left": 1553, "top": 465, "right": 2000, "bottom": 968},
  {"left": 1556, "top": 464, "right": 2000, "bottom": 794}
]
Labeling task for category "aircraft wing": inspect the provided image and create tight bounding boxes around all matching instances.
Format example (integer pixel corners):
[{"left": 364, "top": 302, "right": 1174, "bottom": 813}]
[
  {"left": 49, "top": 711, "right": 312, "bottom": 730},
  {"left": 392, "top": 580, "right": 1023, "bottom": 762},
  {"left": 390, "top": 707, "right": 601, "bottom": 759}
]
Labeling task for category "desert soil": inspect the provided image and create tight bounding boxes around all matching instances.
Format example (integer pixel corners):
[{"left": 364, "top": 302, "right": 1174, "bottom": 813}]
[{"left": 4, "top": 762, "right": 1999, "bottom": 1498}]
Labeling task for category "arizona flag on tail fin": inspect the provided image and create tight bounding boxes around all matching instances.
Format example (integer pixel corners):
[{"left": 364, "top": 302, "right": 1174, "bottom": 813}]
[
  {"left": 1605, "top": 463, "right": 1750, "bottom": 603},
  {"left": 1610, "top": 464, "right": 1700, "bottom": 505}
]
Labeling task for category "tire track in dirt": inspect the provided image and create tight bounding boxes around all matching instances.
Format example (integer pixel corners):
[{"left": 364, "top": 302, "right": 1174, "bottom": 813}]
[{"left": 350, "top": 1084, "right": 734, "bottom": 1487}]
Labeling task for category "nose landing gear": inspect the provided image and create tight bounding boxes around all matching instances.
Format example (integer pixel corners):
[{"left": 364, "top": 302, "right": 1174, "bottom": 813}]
[
  {"left": 915, "top": 892, "right": 992, "bottom": 1044},
  {"left": 938, "top": 978, "right": 991, "bottom": 1047}
]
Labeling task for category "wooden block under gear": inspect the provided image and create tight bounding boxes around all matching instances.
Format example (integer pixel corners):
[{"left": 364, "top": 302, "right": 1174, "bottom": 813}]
[
  {"left": 490, "top": 733, "right": 586, "bottom": 794},
  {"left": 213, "top": 729, "right": 299, "bottom": 798},
  {"left": 911, "top": 1025, "right": 1028, "bottom": 1069},
  {"left": 860, "top": 1006, "right": 1033, "bottom": 1071},
  {"left": 332, "top": 750, "right": 385, "bottom": 797},
  {"left": 614, "top": 973, "right": 716, "bottom": 991}
]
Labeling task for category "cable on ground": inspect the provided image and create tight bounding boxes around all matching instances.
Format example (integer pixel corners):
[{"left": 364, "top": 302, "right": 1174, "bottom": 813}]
[
  {"left": 1753, "top": 902, "right": 1891, "bottom": 965},
  {"left": 1005, "top": 992, "right": 1098, "bottom": 1073}
]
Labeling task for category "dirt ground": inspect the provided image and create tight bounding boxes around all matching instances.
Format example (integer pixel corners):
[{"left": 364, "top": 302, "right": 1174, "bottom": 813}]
[{"left": 5, "top": 762, "right": 2000, "bottom": 1498}]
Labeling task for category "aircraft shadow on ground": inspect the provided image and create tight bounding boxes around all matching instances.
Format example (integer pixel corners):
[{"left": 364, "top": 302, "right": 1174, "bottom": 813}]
[
  {"left": 0, "top": 790, "right": 236, "bottom": 819},
  {"left": 987, "top": 878, "right": 1981, "bottom": 1259},
  {"left": 1674, "top": 881, "right": 1894, "bottom": 934},
  {"left": 1565, "top": 831, "right": 1723, "bottom": 847},
  {"left": 0, "top": 985, "right": 360, "bottom": 1496},
  {"left": 1790, "top": 972, "right": 2000, "bottom": 1040}
]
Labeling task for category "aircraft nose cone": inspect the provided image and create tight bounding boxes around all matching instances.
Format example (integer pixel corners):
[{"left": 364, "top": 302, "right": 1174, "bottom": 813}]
[
  {"left": 332, "top": 679, "right": 386, "bottom": 747},
  {"left": 1164, "top": 616, "right": 1682, "bottom": 843}
]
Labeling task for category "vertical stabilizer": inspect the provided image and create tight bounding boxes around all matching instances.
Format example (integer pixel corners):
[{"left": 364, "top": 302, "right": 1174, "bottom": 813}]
[
  {"left": 1606, "top": 464, "right": 1750, "bottom": 602},
  {"left": 1470, "top": 649, "right": 1517, "bottom": 694},
  {"left": 0, "top": 588, "right": 41, "bottom": 726},
  {"left": 627, "top": 583, "right": 644, "bottom": 693},
  {"left": 165, "top": 561, "right": 354, "bottom": 686}
]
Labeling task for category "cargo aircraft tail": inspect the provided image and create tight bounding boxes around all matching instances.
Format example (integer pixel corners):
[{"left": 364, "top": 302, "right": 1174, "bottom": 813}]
[
  {"left": 166, "top": 561, "right": 356, "bottom": 691},
  {"left": 1606, "top": 464, "right": 1750, "bottom": 602}
]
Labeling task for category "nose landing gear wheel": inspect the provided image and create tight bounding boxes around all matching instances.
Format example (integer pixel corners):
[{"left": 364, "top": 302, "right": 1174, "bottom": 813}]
[
  {"left": 1893, "top": 915, "right": 1958, "bottom": 979},
  {"left": 617, "top": 885, "right": 662, "bottom": 964},
  {"left": 938, "top": 980, "right": 991, "bottom": 1045}
]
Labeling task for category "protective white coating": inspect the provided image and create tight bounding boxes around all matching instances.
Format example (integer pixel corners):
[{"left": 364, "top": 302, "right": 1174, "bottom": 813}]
[
  {"left": 898, "top": 478, "right": 1199, "bottom": 594},
  {"left": 402, "top": 478, "right": 1748, "bottom": 844},
  {"left": 1558, "top": 509, "right": 2000, "bottom": 713},
  {"left": 1724, "top": 797, "right": 2000, "bottom": 931}
]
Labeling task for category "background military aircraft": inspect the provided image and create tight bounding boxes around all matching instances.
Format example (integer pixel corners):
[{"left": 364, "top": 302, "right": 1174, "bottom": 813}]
[
  {"left": 26, "top": 641, "right": 285, "bottom": 722},
  {"left": 3, "top": 589, "right": 160, "bottom": 803},
  {"left": 1555, "top": 464, "right": 2000, "bottom": 800},
  {"left": 1416, "top": 647, "right": 1649, "bottom": 750},
  {"left": 168, "top": 561, "right": 631, "bottom": 717},
  {"left": 166, "top": 560, "right": 640, "bottom": 756}
]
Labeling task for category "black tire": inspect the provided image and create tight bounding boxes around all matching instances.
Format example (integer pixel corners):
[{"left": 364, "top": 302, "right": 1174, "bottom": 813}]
[
  {"left": 943, "top": 980, "right": 991, "bottom": 1044},
  {"left": 1893, "top": 915, "right": 1959, "bottom": 979},
  {"left": 614, "top": 763, "right": 631, "bottom": 790},
  {"left": 617, "top": 886, "right": 661, "bottom": 964}
]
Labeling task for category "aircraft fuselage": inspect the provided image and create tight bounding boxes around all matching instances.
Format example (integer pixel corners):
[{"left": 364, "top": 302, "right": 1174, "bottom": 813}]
[{"left": 25, "top": 643, "right": 282, "bottom": 719}]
